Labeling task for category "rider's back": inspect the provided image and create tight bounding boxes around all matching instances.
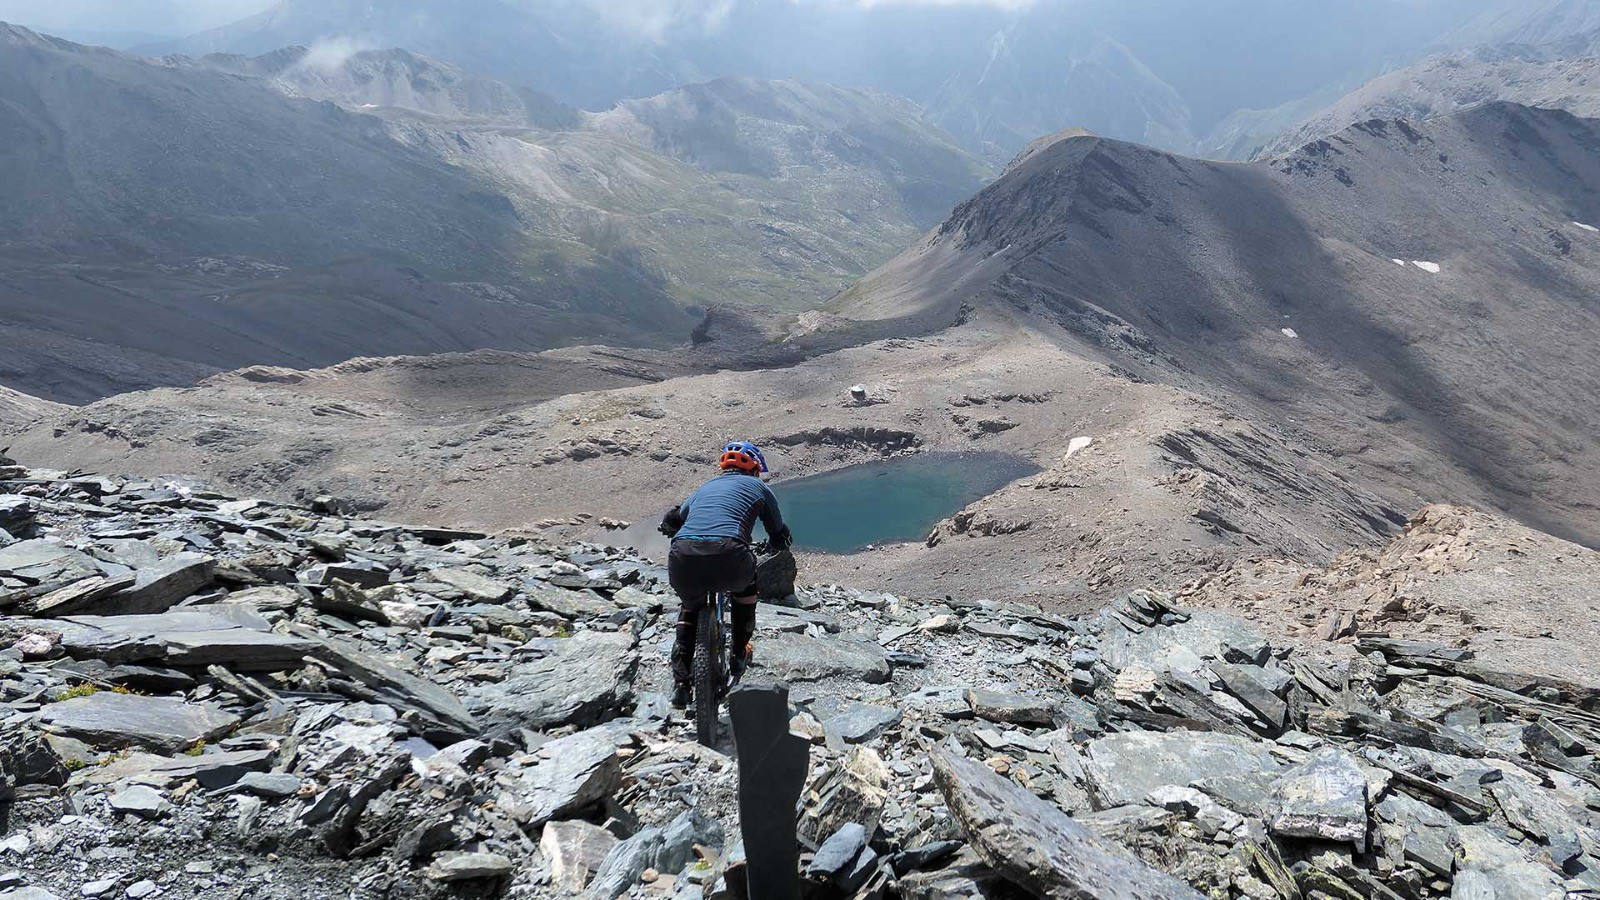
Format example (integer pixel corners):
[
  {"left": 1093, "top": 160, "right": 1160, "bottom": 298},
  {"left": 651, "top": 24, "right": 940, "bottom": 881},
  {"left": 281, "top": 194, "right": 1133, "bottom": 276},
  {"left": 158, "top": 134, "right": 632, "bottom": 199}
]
[{"left": 675, "top": 471, "right": 783, "bottom": 543}]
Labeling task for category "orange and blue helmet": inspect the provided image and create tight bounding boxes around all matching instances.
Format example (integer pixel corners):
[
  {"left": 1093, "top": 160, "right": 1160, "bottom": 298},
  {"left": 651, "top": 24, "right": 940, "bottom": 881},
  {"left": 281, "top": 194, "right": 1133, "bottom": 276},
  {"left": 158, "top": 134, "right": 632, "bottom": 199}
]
[{"left": 719, "top": 440, "right": 768, "bottom": 474}]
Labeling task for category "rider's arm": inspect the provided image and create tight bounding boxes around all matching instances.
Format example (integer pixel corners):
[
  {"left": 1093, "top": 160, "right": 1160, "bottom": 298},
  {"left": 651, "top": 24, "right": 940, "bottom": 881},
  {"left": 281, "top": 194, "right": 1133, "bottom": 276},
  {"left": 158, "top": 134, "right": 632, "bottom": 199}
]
[
  {"left": 659, "top": 501, "right": 688, "bottom": 537},
  {"left": 758, "top": 483, "right": 791, "bottom": 549}
]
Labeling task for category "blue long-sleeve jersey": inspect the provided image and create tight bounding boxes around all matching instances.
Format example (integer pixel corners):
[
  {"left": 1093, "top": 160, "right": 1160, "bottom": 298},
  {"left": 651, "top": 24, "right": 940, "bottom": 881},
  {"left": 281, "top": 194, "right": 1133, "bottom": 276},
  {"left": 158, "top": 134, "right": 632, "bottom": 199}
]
[{"left": 671, "top": 472, "right": 788, "bottom": 544}]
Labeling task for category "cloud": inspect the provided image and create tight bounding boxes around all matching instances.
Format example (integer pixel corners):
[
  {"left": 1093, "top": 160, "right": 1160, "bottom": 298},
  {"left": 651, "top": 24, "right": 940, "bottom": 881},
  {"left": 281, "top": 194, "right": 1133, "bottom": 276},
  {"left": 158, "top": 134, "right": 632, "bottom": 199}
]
[
  {"left": 579, "top": 0, "right": 740, "bottom": 42},
  {"left": 296, "top": 35, "right": 376, "bottom": 73}
]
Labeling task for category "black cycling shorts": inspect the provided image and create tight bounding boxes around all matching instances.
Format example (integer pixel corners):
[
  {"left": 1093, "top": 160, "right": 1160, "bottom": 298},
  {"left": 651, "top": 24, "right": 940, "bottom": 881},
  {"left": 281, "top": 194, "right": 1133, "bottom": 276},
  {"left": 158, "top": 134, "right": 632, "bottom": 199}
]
[{"left": 668, "top": 537, "right": 758, "bottom": 608}]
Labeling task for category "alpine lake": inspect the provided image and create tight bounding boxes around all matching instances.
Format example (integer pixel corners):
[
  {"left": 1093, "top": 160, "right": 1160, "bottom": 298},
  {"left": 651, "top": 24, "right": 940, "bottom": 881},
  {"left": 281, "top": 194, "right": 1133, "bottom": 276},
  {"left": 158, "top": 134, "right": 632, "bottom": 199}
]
[{"left": 765, "top": 451, "right": 1041, "bottom": 554}]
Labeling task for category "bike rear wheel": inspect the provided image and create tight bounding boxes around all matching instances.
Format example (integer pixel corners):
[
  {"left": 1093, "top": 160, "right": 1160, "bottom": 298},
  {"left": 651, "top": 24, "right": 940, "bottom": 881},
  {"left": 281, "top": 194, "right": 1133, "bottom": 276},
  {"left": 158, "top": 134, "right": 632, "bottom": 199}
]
[{"left": 692, "top": 594, "right": 724, "bottom": 746}]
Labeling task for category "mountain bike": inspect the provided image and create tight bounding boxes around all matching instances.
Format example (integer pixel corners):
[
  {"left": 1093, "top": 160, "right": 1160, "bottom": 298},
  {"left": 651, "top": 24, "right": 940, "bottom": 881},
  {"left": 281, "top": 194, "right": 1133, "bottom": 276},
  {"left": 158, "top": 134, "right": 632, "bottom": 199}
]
[
  {"left": 690, "top": 540, "right": 773, "bottom": 747},
  {"left": 692, "top": 588, "right": 733, "bottom": 747}
]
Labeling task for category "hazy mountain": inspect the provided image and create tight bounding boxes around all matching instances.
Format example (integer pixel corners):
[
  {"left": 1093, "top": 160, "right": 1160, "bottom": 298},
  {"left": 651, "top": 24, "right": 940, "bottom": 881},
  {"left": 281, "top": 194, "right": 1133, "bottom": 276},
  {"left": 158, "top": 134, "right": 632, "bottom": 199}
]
[
  {"left": 1258, "top": 47, "right": 1600, "bottom": 160},
  {"left": 163, "top": 0, "right": 1494, "bottom": 160},
  {"left": 0, "top": 25, "right": 990, "bottom": 402},
  {"left": 835, "top": 103, "right": 1600, "bottom": 549},
  {"left": 191, "top": 44, "right": 580, "bottom": 128},
  {"left": 1444, "top": 0, "right": 1600, "bottom": 55}
]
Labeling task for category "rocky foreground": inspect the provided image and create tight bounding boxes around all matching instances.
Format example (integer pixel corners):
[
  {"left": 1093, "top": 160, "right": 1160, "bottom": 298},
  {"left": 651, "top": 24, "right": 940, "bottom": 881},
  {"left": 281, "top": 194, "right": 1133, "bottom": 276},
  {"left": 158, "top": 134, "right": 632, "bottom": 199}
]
[{"left": 1, "top": 463, "right": 1598, "bottom": 900}]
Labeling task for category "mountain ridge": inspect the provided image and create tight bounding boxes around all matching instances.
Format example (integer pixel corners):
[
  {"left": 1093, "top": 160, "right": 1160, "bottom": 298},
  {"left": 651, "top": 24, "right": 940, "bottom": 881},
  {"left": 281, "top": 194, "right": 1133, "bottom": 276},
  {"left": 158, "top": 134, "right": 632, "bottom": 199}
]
[{"left": 0, "top": 23, "right": 991, "bottom": 402}]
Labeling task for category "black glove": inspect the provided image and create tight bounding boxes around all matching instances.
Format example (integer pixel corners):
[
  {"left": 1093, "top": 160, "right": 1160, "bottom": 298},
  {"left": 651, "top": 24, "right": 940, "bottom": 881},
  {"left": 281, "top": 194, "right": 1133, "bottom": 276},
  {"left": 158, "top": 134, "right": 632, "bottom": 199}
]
[
  {"left": 658, "top": 506, "right": 685, "bottom": 538},
  {"left": 769, "top": 525, "right": 793, "bottom": 552}
]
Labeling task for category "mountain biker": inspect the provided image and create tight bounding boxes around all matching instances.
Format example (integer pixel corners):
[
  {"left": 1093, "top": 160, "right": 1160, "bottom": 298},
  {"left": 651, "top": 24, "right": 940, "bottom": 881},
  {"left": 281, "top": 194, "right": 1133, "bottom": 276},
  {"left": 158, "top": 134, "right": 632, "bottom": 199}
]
[{"left": 658, "top": 440, "right": 792, "bottom": 710}]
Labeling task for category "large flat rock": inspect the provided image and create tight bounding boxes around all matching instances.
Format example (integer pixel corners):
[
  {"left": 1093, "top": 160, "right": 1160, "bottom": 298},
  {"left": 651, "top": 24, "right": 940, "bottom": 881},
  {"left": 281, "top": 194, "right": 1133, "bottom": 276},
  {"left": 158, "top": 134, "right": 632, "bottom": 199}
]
[
  {"left": 1083, "top": 731, "right": 1283, "bottom": 809},
  {"left": 506, "top": 727, "right": 625, "bottom": 827},
  {"left": 466, "top": 631, "right": 637, "bottom": 733},
  {"left": 38, "top": 693, "right": 239, "bottom": 753},
  {"left": 755, "top": 631, "right": 891, "bottom": 684},
  {"left": 931, "top": 745, "right": 1204, "bottom": 900}
]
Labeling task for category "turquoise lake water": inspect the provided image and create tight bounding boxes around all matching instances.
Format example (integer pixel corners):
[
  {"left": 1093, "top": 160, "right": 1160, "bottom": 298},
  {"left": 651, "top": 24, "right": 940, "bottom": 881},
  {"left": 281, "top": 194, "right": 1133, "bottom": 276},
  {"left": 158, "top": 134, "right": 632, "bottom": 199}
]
[{"left": 769, "top": 452, "right": 1041, "bottom": 554}]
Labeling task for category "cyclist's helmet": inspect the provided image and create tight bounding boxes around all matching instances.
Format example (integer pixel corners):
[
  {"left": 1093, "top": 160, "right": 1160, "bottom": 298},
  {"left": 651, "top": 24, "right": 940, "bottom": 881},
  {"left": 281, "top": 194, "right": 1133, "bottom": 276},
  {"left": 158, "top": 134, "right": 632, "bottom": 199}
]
[{"left": 719, "top": 440, "right": 768, "bottom": 475}]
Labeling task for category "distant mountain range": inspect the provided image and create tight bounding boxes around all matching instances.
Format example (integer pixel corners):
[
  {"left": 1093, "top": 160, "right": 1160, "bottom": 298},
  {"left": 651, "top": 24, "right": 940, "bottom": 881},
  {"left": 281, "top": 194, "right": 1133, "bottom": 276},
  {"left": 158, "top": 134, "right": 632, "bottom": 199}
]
[
  {"left": 0, "top": 24, "right": 989, "bottom": 402},
  {"left": 154, "top": 0, "right": 1497, "bottom": 162}
]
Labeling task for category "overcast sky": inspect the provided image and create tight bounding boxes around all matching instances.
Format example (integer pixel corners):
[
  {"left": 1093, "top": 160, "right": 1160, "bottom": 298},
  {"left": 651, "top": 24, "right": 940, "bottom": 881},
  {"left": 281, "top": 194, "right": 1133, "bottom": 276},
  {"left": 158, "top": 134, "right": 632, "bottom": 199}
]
[
  {"left": 0, "top": 0, "right": 1050, "bottom": 40},
  {"left": 0, "top": 0, "right": 276, "bottom": 36}
]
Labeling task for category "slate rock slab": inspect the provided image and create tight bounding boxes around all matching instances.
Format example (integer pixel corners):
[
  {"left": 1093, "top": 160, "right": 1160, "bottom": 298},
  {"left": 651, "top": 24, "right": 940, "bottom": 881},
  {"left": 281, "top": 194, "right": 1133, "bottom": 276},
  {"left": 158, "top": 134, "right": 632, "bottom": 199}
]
[
  {"left": 427, "top": 851, "right": 514, "bottom": 882},
  {"left": 433, "top": 568, "right": 514, "bottom": 603},
  {"left": 508, "top": 727, "right": 625, "bottom": 827},
  {"left": 966, "top": 689, "right": 1056, "bottom": 726},
  {"left": 1083, "top": 731, "right": 1283, "bottom": 808},
  {"left": 101, "top": 552, "right": 216, "bottom": 615},
  {"left": 290, "top": 625, "right": 478, "bottom": 743},
  {"left": 526, "top": 586, "right": 617, "bottom": 619},
  {"left": 542, "top": 820, "right": 619, "bottom": 894},
  {"left": 931, "top": 745, "right": 1205, "bottom": 900},
  {"left": 40, "top": 693, "right": 240, "bottom": 753},
  {"left": 467, "top": 631, "right": 637, "bottom": 733},
  {"left": 815, "top": 701, "right": 902, "bottom": 746},
  {"left": 756, "top": 631, "right": 891, "bottom": 684},
  {"left": 1269, "top": 748, "right": 1369, "bottom": 849}
]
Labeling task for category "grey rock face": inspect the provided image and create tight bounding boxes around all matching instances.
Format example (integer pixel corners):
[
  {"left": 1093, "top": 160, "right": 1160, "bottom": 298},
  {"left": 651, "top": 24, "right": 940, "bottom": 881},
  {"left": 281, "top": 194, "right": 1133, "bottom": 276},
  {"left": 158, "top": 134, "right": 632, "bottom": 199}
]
[
  {"left": 109, "top": 783, "right": 170, "bottom": 818},
  {"left": 431, "top": 568, "right": 514, "bottom": 603},
  {"left": 585, "top": 827, "right": 665, "bottom": 900},
  {"left": 467, "top": 631, "right": 637, "bottom": 733},
  {"left": 542, "top": 820, "right": 619, "bottom": 894},
  {"left": 101, "top": 553, "right": 216, "bottom": 616},
  {"left": 814, "top": 700, "right": 902, "bottom": 746},
  {"left": 1083, "top": 731, "right": 1283, "bottom": 808},
  {"left": 1269, "top": 748, "right": 1369, "bottom": 849},
  {"left": 526, "top": 586, "right": 617, "bottom": 618},
  {"left": 932, "top": 745, "right": 1206, "bottom": 900},
  {"left": 39, "top": 693, "right": 240, "bottom": 754},
  {"left": 292, "top": 627, "right": 479, "bottom": 743},
  {"left": 505, "top": 727, "right": 625, "bottom": 828},
  {"left": 755, "top": 631, "right": 892, "bottom": 684}
]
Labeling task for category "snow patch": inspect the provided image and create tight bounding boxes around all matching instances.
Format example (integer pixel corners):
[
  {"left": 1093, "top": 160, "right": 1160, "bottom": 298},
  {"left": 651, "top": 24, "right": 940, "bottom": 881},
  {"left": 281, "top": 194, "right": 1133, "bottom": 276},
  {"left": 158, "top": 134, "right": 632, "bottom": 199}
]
[
  {"left": 1281, "top": 327, "right": 1299, "bottom": 339},
  {"left": 1412, "top": 261, "right": 1441, "bottom": 274},
  {"left": 1390, "top": 259, "right": 1407, "bottom": 266},
  {"left": 1064, "top": 436, "right": 1094, "bottom": 460},
  {"left": 1575, "top": 222, "right": 1599, "bottom": 233}
]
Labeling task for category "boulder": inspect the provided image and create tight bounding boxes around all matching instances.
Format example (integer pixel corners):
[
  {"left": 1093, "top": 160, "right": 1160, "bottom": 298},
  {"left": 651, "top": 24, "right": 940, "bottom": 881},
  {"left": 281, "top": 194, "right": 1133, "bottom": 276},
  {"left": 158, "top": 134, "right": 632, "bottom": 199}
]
[
  {"left": 965, "top": 689, "right": 1056, "bottom": 726},
  {"left": 585, "top": 826, "right": 665, "bottom": 900},
  {"left": 432, "top": 568, "right": 514, "bottom": 603},
  {"left": 0, "top": 495, "right": 34, "bottom": 536},
  {"left": 800, "top": 746, "right": 890, "bottom": 845},
  {"left": 756, "top": 631, "right": 892, "bottom": 684},
  {"left": 39, "top": 693, "right": 239, "bottom": 754},
  {"left": 467, "top": 631, "right": 637, "bottom": 733},
  {"left": 1083, "top": 731, "right": 1283, "bottom": 808},
  {"left": 109, "top": 783, "right": 170, "bottom": 818},
  {"left": 0, "top": 540, "right": 102, "bottom": 600},
  {"left": 814, "top": 701, "right": 902, "bottom": 746},
  {"left": 426, "top": 851, "right": 514, "bottom": 882},
  {"left": 505, "top": 727, "right": 625, "bottom": 827},
  {"left": 807, "top": 823, "right": 869, "bottom": 881},
  {"left": 302, "top": 559, "right": 391, "bottom": 588},
  {"left": 527, "top": 586, "right": 617, "bottom": 619},
  {"left": 931, "top": 745, "right": 1205, "bottom": 900},
  {"left": 542, "top": 820, "right": 619, "bottom": 893},
  {"left": 1269, "top": 748, "right": 1369, "bottom": 849},
  {"left": 100, "top": 553, "right": 216, "bottom": 615}
]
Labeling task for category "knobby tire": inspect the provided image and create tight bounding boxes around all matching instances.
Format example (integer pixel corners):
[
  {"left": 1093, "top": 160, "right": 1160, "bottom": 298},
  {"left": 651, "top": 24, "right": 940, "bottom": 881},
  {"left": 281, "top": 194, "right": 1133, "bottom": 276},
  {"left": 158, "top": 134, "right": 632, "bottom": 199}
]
[{"left": 693, "top": 596, "right": 721, "bottom": 747}]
